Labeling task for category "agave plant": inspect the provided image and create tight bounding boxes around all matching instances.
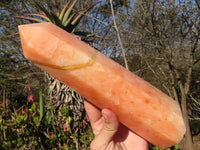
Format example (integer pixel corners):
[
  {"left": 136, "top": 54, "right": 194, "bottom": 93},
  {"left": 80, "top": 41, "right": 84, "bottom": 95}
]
[
  {"left": 16, "top": 0, "right": 98, "bottom": 132},
  {"left": 16, "top": 0, "right": 99, "bottom": 37}
]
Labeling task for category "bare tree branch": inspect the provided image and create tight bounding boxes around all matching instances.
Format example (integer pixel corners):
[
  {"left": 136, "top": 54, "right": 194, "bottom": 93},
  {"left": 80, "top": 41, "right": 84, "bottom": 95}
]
[{"left": 109, "top": 0, "right": 129, "bottom": 70}]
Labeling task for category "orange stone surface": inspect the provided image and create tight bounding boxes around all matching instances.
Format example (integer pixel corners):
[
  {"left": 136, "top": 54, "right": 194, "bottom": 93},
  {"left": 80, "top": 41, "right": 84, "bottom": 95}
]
[{"left": 18, "top": 23, "right": 186, "bottom": 148}]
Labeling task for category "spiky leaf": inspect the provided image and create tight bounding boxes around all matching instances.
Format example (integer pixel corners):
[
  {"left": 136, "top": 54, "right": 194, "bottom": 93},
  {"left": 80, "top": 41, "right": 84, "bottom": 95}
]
[
  {"left": 35, "top": 2, "right": 55, "bottom": 23},
  {"left": 71, "top": 2, "right": 99, "bottom": 26},
  {"left": 50, "top": 11, "right": 64, "bottom": 28},
  {"left": 24, "top": 13, "right": 50, "bottom": 22},
  {"left": 62, "top": 0, "right": 78, "bottom": 24},
  {"left": 15, "top": 16, "right": 45, "bottom": 23},
  {"left": 59, "top": 0, "right": 71, "bottom": 21},
  {"left": 63, "top": 10, "right": 80, "bottom": 27}
]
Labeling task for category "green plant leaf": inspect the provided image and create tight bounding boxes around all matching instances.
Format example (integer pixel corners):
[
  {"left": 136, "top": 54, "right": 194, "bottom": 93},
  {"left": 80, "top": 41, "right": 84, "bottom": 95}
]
[
  {"left": 67, "top": 116, "right": 72, "bottom": 123},
  {"left": 52, "top": 121, "right": 56, "bottom": 125},
  {"left": 24, "top": 13, "right": 50, "bottom": 22},
  {"left": 15, "top": 16, "right": 45, "bottom": 23},
  {"left": 62, "top": 0, "right": 78, "bottom": 24},
  {"left": 29, "top": 103, "right": 38, "bottom": 113},
  {"left": 33, "top": 117, "right": 40, "bottom": 126},
  {"left": 61, "top": 107, "right": 69, "bottom": 117},
  {"left": 39, "top": 83, "right": 43, "bottom": 121},
  {"left": 70, "top": 133, "right": 77, "bottom": 139},
  {"left": 50, "top": 11, "right": 64, "bottom": 28},
  {"left": 16, "top": 115, "right": 25, "bottom": 125},
  {"left": 59, "top": 0, "right": 71, "bottom": 21},
  {"left": 153, "top": 146, "right": 160, "bottom": 150},
  {"left": 71, "top": 1, "right": 99, "bottom": 26},
  {"left": 174, "top": 144, "right": 180, "bottom": 150},
  {"left": 35, "top": 2, "right": 55, "bottom": 23},
  {"left": 63, "top": 10, "right": 79, "bottom": 27},
  {"left": 80, "top": 135, "right": 88, "bottom": 144}
]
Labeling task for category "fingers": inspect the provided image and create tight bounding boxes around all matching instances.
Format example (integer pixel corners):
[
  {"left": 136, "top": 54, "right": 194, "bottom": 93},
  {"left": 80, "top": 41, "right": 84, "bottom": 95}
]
[
  {"left": 90, "top": 109, "right": 119, "bottom": 149},
  {"left": 84, "top": 100, "right": 148, "bottom": 150},
  {"left": 84, "top": 100, "right": 120, "bottom": 149},
  {"left": 84, "top": 100, "right": 101, "bottom": 124},
  {"left": 84, "top": 100, "right": 104, "bottom": 135}
]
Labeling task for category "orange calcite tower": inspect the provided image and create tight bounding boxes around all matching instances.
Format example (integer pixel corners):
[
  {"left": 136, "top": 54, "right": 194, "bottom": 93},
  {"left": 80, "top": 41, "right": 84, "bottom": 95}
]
[{"left": 18, "top": 23, "right": 185, "bottom": 148}]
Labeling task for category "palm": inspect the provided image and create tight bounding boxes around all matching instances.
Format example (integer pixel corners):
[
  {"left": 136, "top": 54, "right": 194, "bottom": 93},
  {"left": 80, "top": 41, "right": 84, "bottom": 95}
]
[{"left": 84, "top": 100, "right": 148, "bottom": 150}]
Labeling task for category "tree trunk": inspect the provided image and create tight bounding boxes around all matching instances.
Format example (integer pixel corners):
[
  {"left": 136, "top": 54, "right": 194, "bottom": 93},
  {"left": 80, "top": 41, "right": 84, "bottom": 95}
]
[
  {"left": 174, "top": 64, "right": 194, "bottom": 150},
  {"left": 181, "top": 92, "right": 193, "bottom": 150}
]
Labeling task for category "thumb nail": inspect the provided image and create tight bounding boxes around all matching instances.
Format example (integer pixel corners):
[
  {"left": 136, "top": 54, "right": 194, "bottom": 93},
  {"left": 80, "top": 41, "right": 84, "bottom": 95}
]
[{"left": 102, "top": 112, "right": 108, "bottom": 123}]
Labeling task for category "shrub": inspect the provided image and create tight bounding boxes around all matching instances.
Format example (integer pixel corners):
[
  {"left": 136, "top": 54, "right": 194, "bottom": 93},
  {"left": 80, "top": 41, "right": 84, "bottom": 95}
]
[{"left": 0, "top": 100, "right": 93, "bottom": 149}]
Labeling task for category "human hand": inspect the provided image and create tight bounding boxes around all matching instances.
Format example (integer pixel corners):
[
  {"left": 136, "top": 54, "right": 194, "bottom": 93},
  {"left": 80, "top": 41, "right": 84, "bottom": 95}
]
[{"left": 84, "top": 100, "right": 148, "bottom": 150}]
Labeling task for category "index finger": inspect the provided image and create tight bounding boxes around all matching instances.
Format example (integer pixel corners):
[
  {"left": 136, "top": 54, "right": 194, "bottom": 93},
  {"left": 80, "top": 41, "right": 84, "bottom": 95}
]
[{"left": 84, "top": 100, "right": 104, "bottom": 135}]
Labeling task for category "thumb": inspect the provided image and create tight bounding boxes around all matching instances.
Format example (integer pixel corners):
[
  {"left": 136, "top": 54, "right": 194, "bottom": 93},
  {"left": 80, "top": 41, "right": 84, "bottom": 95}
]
[{"left": 90, "top": 109, "right": 119, "bottom": 149}]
